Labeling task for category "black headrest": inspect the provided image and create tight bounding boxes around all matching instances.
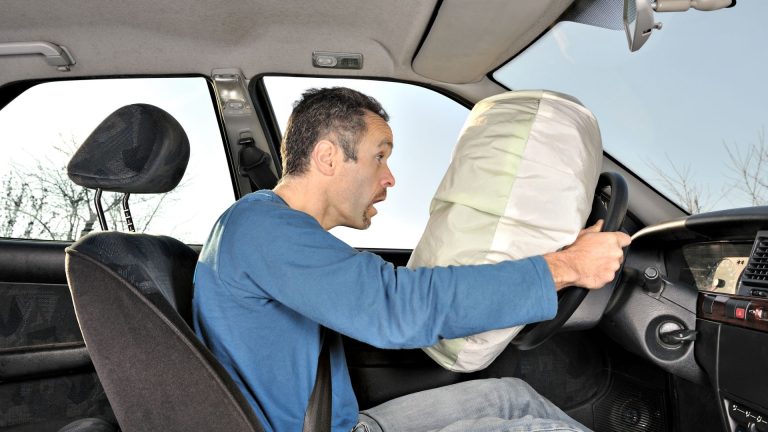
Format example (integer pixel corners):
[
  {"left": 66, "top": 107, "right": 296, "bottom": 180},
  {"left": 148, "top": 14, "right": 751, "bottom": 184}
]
[{"left": 67, "top": 104, "right": 190, "bottom": 193}]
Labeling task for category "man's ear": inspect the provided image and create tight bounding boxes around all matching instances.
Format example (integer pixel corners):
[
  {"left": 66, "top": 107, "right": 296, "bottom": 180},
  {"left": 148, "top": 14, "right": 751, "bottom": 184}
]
[{"left": 311, "top": 139, "right": 337, "bottom": 176}]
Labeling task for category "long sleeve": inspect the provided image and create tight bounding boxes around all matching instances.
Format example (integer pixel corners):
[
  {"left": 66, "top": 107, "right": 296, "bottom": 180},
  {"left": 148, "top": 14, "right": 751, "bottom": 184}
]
[
  {"left": 215, "top": 193, "right": 556, "bottom": 349},
  {"left": 193, "top": 191, "right": 557, "bottom": 432}
]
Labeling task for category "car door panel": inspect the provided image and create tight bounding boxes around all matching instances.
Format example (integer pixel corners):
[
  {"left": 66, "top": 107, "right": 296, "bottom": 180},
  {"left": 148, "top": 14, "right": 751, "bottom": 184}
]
[{"left": 0, "top": 239, "right": 113, "bottom": 431}]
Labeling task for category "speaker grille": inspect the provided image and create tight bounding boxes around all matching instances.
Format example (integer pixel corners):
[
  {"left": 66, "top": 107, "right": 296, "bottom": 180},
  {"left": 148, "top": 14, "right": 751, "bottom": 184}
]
[{"left": 593, "top": 376, "right": 668, "bottom": 432}]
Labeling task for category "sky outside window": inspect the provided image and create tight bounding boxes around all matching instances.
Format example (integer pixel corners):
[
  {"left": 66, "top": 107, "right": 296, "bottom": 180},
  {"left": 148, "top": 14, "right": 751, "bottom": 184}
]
[
  {"left": 264, "top": 76, "right": 469, "bottom": 249},
  {"left": 494, "top": 2, "right": 768, "bottom": 213},
  {"left": 0, "top": 78, "right": 234, "bottom": 243}
]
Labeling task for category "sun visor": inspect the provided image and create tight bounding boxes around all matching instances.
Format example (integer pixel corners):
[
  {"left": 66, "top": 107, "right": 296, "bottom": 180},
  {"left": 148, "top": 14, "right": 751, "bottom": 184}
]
[
  {"left": 408, "top": 90, "right": 602, "bottom": 372},
  {"left": 412, "top": 0, "right": 573, "bottom": 84}
]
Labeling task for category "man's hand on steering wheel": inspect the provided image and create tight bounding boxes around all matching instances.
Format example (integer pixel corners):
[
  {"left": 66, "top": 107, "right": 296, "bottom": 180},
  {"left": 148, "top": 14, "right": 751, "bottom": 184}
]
[{"left": 543, "top": 219, "right": 631, "bottom": 291}]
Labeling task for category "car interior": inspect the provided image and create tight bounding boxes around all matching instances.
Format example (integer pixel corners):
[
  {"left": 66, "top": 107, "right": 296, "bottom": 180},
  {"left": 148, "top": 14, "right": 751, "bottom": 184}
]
[{"left": 1, "top": 1, "right": 766, "bottom": 431}]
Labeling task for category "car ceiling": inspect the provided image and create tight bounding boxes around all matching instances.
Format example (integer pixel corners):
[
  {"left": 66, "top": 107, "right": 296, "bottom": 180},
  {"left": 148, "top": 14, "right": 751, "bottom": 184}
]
[
  {"left": 0, "top": 0, "right": 688, "bottom": 226},
  {"left": 0, "top": 0, "right": 575, "bottom": 102}
]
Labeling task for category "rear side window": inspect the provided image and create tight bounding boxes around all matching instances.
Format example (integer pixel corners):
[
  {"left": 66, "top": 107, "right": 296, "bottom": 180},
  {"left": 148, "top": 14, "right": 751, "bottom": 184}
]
[
  {"left": 0, "top": 77, "right": 234, "bottom": 244},
  {"left": 263, "top": 76, "right": 469, "bottom": 249}
]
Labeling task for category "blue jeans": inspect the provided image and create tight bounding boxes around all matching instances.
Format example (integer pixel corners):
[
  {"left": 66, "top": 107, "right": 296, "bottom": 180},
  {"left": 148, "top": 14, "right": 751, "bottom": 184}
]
[{"left": 353, "top": 378, "right": 590, "bottom": 432}]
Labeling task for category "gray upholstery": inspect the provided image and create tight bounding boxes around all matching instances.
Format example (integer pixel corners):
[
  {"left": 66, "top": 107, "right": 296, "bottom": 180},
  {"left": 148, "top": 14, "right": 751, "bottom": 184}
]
[
  {"left": 66, "top": 233, "right": 264, "bottom": 431},
  {"left": 58, "top": 418, "right": 117, "bottom": 432},
  {"left": 64, "top": 104, "right": 265, "bottom": 431},
  {"left": 70, "top": 232, "right": 197, "bottom": 326}
]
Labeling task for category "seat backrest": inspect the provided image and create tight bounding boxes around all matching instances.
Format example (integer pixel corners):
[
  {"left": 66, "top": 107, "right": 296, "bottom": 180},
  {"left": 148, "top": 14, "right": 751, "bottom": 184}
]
[{"left": 64, "top": 104, "right": 264, "bottom": 432}]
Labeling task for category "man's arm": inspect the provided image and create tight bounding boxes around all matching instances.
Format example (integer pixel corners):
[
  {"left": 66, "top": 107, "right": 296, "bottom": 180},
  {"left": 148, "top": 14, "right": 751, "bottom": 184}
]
[
  {"left": 543, "top": 220, "right": 631, "bottom": 291},
  {"left": 219, "top": 200, "right": 558, "bottom": 349}
]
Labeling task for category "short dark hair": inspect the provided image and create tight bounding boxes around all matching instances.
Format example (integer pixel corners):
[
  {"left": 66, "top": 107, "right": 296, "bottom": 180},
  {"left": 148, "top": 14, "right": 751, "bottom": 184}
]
[{"left": 280, "top": 87, "right": 389, "bottom": 176}]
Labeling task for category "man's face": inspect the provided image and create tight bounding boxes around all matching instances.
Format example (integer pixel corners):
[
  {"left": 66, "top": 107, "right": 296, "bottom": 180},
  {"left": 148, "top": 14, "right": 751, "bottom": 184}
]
[{"left": 333, "top": 111, "right": 395, "bottom": 230}]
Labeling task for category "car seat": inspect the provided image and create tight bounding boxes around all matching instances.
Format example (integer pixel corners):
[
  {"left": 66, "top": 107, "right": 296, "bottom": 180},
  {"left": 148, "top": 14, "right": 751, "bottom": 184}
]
[{"left": 63, "top": 104, "right": 265, "bottom": 431}]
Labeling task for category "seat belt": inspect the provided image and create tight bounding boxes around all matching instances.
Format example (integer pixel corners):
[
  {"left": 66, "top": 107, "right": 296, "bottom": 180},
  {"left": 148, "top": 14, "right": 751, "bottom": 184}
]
[
  {"left": 303, "top": 328, "right": 332, "bottom": 432},
  {"left": 238, "top": 137, "right": 278, "bottom": 190}
]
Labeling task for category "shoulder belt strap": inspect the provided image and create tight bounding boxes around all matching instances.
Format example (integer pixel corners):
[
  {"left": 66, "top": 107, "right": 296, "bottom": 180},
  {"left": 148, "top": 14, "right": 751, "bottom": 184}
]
[{"left": 303, "top": 328, "right": 332, "bottom": 432}]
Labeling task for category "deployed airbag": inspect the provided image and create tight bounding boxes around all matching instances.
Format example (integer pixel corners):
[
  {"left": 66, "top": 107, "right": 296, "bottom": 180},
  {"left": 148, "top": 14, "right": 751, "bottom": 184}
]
[{"left": 408, "top": 90, "right": 602, "bottom": 372}]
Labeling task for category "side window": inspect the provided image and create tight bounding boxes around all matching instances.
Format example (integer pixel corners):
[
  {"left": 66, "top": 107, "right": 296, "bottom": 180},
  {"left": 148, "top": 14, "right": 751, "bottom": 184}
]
[
  {"left": 263, "top": 77, "right": 469, "bottom": 249},
  {"left": 0, "top": 77, "right": 234, "bottom": 244}
]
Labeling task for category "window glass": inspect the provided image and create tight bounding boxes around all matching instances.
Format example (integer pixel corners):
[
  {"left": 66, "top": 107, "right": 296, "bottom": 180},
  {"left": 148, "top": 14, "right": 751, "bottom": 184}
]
[
  {"left": 263, "top": 77, "right": 469, "bottom": 249},
  {"left": 0, "top": 77, "right": 234, "bottom": 243},
  {"left": 494, "top": 3, "right": 767, "bottom": 214}
]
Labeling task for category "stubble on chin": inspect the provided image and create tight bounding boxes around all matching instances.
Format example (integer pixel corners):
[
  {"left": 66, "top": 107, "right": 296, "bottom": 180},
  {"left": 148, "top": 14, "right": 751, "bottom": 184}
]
[{"left": 361, "top": 211, "right": 371, "bottom": 229}]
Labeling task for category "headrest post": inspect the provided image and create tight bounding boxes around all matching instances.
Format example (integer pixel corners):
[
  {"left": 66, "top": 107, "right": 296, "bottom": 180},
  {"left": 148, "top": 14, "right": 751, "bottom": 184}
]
[
  {"left": 94, "top": 188, "right": 109, "bottom": 231},
  {"left": 122, "top": 193, "right": 135, "bottom": 233}
]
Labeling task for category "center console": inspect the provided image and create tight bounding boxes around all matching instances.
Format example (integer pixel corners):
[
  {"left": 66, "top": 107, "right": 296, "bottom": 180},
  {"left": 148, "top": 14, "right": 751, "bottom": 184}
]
[{"left": 696, "top": 232, "right": 768, "bottom": 432}]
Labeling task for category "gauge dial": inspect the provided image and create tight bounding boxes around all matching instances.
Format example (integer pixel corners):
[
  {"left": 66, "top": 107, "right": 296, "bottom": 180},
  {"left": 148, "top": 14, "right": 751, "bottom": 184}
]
[{"left": 709, "top": 257, "right": 748, "bottom": 294}]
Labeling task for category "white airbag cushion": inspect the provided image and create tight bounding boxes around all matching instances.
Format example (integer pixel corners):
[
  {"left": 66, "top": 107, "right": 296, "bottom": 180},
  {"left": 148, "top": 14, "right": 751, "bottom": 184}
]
[{"left": 408, "top": 90, "right": 602, "bottom": 372}]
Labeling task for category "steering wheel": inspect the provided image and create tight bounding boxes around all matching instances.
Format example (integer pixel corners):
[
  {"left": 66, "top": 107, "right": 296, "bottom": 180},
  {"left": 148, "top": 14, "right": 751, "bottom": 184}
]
[{"left": 510, "top": 171, "right": 628, "bottom": 351}]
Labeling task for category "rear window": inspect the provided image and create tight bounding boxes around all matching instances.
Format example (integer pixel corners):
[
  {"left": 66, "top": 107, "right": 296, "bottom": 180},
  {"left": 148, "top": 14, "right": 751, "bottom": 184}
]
[{"left": 0, "top": 77, "right": 235, "bottom": 243}]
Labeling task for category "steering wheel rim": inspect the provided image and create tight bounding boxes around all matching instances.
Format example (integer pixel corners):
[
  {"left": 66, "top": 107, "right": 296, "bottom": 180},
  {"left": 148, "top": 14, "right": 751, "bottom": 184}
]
[{"left": 510, "top": 171, "right": 629, "bottom": 351}]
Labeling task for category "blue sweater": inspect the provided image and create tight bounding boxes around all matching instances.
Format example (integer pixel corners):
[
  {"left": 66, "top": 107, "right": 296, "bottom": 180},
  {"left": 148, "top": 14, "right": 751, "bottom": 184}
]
[{"left": 193, "top": 191, "right": 557, "bottom": 432}]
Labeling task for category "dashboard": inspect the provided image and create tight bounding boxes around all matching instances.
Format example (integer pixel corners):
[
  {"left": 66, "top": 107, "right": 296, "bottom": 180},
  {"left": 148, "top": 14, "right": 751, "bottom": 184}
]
[
  {"left": 679, "top": 242, "right": 750, "bottom": 295},
  {"left": 601, "top": 207, "right": 768, "bottom": 432}
]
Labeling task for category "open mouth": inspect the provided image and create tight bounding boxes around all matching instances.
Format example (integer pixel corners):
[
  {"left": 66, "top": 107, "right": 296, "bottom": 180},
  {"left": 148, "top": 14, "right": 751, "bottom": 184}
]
[
  {"left": 368, "top": 194, "right": 386, "bottom": 218},
  {"left": 373, "top": 192, "right": 387, "bottom": 205},
  {"left": 370, "top": 195, "right": 385, "bottom": 213}
]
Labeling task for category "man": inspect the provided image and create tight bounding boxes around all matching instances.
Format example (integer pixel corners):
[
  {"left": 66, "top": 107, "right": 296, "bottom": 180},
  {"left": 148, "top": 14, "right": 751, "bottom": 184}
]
[{"left": 193, "top": 87, "right": 631, "bottom": 431}]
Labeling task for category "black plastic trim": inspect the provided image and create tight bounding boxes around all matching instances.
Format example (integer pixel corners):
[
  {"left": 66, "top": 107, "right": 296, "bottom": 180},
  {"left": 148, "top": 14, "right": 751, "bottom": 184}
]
[
  {"left": 361, "top": 249, "right": 411, "bottom": 267},
  {"left": 0, "top": 342, "right": 91, "bottom": 381},
  {"left": 632, "top": 207, "right": 768, "bottom": 247},
  {"left": 685, "top": 207, "right": 768, "bottom": 239},
  {"left": 720, "top": 325, "right": 768, "bottom": 412},
  {"left": 0, "top": 239, "right": 69, "bottom": 283},
  {"left": 0, "top": 80, "right": 40, "bottom": 111}
]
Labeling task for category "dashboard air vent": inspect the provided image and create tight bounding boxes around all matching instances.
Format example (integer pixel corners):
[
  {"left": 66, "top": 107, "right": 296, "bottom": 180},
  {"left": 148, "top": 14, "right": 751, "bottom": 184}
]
[{"left": 742, "top": 232, "right": 768, "bottom": 288}]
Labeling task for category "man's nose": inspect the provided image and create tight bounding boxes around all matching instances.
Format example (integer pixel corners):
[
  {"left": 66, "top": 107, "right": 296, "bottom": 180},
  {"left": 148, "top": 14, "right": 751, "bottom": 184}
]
[{"left": 382, "top": 166, "right": 395, "bottom": 188}]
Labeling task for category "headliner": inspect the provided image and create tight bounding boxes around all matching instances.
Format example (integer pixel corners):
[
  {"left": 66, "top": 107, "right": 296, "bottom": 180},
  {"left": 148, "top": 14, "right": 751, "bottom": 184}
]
[{"left": 0, "top": 0, "right": 575, "bottom": 102}]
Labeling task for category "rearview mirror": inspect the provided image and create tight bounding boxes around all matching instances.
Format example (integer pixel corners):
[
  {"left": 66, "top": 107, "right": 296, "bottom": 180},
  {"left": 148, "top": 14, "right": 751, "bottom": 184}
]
[
  {"left": 624, "top": 0, "right": 736, "bottom": 52},
  {"left": 624, "top": 0, "right": 660, "bottom": 52}
]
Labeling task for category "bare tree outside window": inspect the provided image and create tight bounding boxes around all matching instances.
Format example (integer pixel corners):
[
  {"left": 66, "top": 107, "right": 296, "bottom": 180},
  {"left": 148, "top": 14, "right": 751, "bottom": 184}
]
[
  {"left": 0, "top": 77, "right": 233, "bottom": 244},
  {"left": 648, "top": 156, "right": 709, "bottom": 214},
  {"left": 649, "top": 129, "right": 767, "bottom": 214},
  {"left": 1, "top": 137, "right": 177, "bottom": 241},
  {"left": 725, "top": 128, "right": 767, "bottom": 207}
]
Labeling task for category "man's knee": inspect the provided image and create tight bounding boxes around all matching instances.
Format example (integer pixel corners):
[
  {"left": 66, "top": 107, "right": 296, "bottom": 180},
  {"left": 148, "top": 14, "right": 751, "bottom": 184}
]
[
  {"left": 493, "top": 377, "right": 537, "bottom": 396},
  {"left": 469, "top": 378, "right": 539, "bottom": 407}
]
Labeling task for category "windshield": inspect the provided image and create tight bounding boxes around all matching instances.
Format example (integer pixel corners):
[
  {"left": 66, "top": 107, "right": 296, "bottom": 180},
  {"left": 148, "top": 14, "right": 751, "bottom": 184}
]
[{"left": 494, "top": 2, "right": 767, "bottom": 214}]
